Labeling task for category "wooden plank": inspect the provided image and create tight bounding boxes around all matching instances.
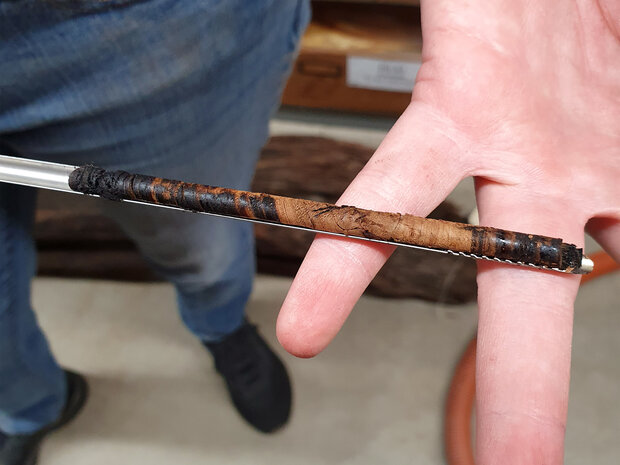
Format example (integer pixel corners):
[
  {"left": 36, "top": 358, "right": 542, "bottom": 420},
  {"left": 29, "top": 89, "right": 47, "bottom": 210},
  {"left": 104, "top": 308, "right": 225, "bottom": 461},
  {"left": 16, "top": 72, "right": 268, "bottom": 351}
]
[
  {"left": 302, "top": 2, "right": 421, "bottom": 54},
  {"left": 312, "top": 0, "right": 420, "bottom": 6},
  {"left": 282, "top": 2, "right": 422, "bottom": 115},
  {"left": 314, "top": 0, "right": 419, "bottom": 5}
]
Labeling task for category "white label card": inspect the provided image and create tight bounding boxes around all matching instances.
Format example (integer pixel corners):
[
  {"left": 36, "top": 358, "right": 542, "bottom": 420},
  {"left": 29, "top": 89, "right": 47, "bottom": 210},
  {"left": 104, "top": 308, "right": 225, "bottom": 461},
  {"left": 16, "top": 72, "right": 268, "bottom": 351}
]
[{"left": 346, "top": 56, "right": 421, "bottom": 93}]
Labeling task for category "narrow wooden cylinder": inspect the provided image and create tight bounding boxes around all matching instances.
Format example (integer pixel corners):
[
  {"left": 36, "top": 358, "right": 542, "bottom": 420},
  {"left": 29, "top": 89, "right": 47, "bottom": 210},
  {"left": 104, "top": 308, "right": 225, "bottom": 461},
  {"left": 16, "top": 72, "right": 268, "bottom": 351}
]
[{"left": 68, "top": 166, "right": 584, "bottom": 272}]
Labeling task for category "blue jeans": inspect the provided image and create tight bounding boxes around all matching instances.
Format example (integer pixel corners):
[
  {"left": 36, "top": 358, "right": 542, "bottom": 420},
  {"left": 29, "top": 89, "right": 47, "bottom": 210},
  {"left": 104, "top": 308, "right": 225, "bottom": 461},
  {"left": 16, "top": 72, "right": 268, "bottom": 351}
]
[{"left": 0, "top": 0, "right": 310, "bottom": 434}]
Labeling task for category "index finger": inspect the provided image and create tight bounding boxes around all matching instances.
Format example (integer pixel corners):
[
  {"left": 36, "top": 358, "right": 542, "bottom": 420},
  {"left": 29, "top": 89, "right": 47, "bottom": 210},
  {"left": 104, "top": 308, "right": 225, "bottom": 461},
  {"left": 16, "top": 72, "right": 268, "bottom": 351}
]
[{"left": 276, "top": 104, "right": 471, "bottom": 357}]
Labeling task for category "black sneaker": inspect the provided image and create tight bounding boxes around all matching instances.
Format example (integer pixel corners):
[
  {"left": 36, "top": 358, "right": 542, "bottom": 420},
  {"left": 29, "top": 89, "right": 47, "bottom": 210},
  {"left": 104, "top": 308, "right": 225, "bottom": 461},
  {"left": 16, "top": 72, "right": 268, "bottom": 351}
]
[
  {"left": 205, "top": 322, "right": 292, "bottom": 433},
  {"left": 0, "top": 370, "right": 88, "bottom": 465}
]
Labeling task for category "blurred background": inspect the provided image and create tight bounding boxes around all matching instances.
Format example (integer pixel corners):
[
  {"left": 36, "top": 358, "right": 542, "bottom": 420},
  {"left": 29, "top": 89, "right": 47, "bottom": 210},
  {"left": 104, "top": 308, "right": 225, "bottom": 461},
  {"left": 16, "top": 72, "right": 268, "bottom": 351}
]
[{"left": 30, "top": 0, "right": 619, "bottom": 463}]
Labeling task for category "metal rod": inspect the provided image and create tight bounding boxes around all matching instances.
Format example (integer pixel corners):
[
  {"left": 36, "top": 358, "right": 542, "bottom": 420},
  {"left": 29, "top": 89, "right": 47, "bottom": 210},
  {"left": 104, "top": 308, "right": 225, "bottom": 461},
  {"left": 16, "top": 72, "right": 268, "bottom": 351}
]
[
  {"left": 0, "top": 154, "right": 594, "bottom": 274},
  {"left": 0, "top": 155, "right": 77, "bottom": 193}
]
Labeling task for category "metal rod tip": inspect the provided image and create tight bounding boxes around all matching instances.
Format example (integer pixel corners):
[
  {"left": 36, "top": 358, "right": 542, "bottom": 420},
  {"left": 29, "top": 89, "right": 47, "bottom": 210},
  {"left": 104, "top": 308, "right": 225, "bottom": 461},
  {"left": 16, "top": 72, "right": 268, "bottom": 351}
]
[{"left": 580, "top": 256, "right": 594, "bottom": 274}]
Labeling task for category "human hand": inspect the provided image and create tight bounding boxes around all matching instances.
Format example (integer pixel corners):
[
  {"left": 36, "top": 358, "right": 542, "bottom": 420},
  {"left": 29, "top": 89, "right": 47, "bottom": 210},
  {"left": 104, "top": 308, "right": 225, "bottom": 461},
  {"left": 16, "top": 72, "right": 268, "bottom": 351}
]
[{"left": 277, "top": 1, "right": 620, "bottom": 463}]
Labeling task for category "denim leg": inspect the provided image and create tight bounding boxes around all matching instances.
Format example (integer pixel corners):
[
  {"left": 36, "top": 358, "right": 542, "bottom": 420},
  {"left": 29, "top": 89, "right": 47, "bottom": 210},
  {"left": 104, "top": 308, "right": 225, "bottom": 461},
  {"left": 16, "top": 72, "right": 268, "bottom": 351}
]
[
  {"left": 101, "top": 202, "right": 256, "bottom": 342},
  {"left": 0, "top": 0, "right": 310, "bottom": 343},
  {"left": 0, "top": 184, "right": 66, "bottom": 434},
  {"left": 97, "top": 137, "right": 261, "bottom": 342}
]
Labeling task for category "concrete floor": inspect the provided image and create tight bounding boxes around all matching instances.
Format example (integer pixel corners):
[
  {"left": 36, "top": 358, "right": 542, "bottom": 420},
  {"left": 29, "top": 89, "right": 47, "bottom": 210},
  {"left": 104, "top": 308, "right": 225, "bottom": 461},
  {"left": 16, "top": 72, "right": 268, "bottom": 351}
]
[{"left": 33, "top": 269, "right": 619, "bottom": 465}]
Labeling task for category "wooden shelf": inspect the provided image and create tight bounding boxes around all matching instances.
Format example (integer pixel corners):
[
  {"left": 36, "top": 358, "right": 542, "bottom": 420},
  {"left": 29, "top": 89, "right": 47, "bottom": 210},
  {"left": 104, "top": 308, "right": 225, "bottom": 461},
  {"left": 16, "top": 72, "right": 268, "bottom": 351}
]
[
  {"left": 313, "top": 0, "right": 420, "bottom": 6},
  {"left": 282, "top": 1, "right": 422, "bottom": 115}
]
